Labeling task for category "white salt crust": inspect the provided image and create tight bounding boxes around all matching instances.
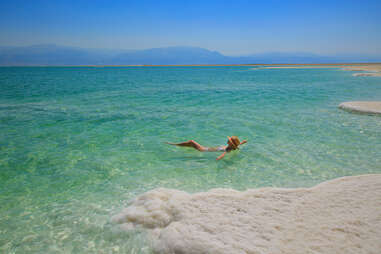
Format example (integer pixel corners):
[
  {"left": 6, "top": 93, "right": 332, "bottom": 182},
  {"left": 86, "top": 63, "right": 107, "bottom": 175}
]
[
  {"left": 352, "top": 73, "right": 381, "bottom": 77},
  {"left": 339, "top": 101, "right": 381, "bottom": 115},
  {"left": 113, "top": 174, "right": 381, "bottom": 254}
]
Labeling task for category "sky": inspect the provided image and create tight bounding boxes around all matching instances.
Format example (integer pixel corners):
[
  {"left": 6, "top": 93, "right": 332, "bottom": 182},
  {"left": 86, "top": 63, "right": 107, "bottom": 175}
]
[{"left": 0, "top": 0, "right": 380, "bottom": 56}]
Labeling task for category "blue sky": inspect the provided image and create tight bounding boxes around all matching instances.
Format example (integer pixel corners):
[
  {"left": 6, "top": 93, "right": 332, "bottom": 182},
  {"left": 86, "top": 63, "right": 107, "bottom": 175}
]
[{"left": 0, "top": 0, "right": 380, "bottom": 55}]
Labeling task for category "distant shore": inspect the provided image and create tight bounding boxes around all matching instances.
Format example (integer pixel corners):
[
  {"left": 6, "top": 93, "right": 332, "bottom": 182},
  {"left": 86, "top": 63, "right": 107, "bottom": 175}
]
[
  {"left": 1, "top": 63, "right": 381, "bottom": 68},
  {"left": 262, "top": 63, "right": 381, "bottom": 76},
  {"left": 2, "top": 63, "right": 381, "bottom": 77}
]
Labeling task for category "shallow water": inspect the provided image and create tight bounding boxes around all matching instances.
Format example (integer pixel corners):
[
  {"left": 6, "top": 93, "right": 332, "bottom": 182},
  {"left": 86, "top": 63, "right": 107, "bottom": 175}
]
[{"left": 0, "top": 66, "right": 380, "bottom": 253}]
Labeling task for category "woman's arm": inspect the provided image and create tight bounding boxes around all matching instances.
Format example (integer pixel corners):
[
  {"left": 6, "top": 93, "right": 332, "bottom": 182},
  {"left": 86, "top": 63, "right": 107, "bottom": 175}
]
[
  {"left": 240, "top": 140, "right": 247, "bottom": 145},
  {"left": 216, "top": 151, "right": 227, "bottom": 160}
]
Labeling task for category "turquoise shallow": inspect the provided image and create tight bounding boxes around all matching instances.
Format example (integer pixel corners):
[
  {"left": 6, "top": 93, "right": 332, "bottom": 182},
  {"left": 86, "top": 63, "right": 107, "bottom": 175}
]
[{"left": 0, "top": 66, "right": 380, "bottom": 253}]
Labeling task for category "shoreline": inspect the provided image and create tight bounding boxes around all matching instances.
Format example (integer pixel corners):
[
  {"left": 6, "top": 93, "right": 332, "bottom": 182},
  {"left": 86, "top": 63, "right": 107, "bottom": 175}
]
[
  {"left": 262, "top": 63, "right": 381, "bottom": 77},
  {"left": 113, "top": 174, "right": 381, "bottom": 254}
]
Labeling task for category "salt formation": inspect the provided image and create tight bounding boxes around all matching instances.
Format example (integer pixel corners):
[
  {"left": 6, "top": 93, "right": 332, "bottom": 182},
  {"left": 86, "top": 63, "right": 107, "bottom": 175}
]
[
  {"left": 112, "top": 175, "right": 381, "bottom": 254},
  {"left": 352, "top": 73, "right": 379, "bottom": 77},
  {"left": 339, "top": 101, "right": 381, "bottom": 115}
]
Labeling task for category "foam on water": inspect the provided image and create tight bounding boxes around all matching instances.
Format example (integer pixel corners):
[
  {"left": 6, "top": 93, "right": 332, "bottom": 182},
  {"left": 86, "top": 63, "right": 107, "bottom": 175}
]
[{"left": 113, "top": 174, "right": 381, "bottom": 254}]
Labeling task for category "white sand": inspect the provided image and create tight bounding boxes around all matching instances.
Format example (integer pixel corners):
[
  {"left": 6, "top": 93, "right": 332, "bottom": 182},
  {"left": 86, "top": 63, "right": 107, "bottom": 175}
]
[
  {"left": 339, "top": 101, "right": 381, "bottom": 115},
  {"left": 112, "top": 174, "right": 381, "bottom": 254}
]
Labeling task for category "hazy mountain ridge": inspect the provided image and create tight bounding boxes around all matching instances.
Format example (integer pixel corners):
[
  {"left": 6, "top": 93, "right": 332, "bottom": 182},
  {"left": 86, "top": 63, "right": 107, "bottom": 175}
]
[{"left": 0, "top": 44, "right": 380, "bottom": 65}]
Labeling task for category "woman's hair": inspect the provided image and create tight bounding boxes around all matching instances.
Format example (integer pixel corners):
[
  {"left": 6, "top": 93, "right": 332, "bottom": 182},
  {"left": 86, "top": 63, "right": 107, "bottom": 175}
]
[{"left": 229, "top": 136, "right": 241, "bottom": 150}]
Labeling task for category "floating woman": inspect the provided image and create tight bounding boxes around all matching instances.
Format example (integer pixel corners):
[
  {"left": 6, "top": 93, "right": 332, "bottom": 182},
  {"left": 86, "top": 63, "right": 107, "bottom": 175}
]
[{"left": 166, "top": 136, "right": 247, "bottom": 160}]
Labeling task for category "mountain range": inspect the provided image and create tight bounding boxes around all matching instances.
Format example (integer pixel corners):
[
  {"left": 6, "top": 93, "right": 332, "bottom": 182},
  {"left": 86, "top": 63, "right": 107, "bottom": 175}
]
[{"left": 0, "top": 44, "right": 380, "bottom": 65}]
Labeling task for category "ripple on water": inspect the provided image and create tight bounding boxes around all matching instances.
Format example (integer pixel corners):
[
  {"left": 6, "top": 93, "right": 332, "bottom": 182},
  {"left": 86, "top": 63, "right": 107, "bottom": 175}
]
[{"left": 0, "top": 67, "right": 380, "bottom": 252}]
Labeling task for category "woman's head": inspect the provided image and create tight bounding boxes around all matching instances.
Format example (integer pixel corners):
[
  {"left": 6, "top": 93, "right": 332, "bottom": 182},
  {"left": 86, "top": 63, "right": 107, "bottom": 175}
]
[{"left": 227, "top": 136, "right": 240, "bottom": 150}]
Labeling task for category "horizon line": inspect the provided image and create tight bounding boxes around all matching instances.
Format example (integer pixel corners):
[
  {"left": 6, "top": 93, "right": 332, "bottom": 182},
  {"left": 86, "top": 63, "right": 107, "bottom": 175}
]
[
  {"left": 1, "top": 63, "right": 381, "bottom": 67},
  {"left": 1, "top": 44, "right": 381, "bottom": 57}
]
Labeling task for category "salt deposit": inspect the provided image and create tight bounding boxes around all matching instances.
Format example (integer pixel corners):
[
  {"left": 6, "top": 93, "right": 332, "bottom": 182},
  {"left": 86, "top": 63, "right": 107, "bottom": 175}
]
[
  {"left": 113, "top": 174, "right": 381, "bottom": 254},
  {"left": 352, "top": 73, "right": 381, "bottom": 77},
  {"left": 339, "top": 101, "right": 381, "bottom": 115}
]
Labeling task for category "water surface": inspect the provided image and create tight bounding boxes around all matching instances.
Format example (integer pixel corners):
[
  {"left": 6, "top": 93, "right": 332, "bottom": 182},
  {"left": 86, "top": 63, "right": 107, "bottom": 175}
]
[{"left": 0, "top": 66, "right": 380, "bottom": 253}]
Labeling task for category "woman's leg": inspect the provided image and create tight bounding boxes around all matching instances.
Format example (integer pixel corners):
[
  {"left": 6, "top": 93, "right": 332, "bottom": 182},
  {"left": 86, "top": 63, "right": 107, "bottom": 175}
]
[{"left": 166, "top": 140, "right": 206, "bottom": 151}]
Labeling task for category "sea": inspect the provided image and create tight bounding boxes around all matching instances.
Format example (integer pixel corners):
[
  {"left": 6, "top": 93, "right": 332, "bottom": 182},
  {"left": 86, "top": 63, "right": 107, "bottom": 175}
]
[{"left": 0, "top": 66, "right": 380, "bottom": 253}]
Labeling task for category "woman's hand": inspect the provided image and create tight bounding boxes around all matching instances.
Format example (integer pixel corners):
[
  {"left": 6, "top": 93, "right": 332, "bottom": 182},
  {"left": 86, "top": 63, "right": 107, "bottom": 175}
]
[
  {"left": 216, "top": 152, "right": 226, "bottom": 160},
  {"left": 240, "top": 140, "right": 247, "bottom": 145}
]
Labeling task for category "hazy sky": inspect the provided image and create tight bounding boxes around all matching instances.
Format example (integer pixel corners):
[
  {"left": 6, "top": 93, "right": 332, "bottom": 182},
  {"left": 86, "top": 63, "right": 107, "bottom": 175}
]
[{"left": 0, "top": 0, "right": 380, "bottom": 55}]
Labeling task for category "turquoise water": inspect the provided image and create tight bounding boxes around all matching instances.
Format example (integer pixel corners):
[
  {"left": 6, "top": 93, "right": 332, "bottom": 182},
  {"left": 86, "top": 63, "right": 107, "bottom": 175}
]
[{"left": 0, "top": 66, "right": 380, "bottom": 253}]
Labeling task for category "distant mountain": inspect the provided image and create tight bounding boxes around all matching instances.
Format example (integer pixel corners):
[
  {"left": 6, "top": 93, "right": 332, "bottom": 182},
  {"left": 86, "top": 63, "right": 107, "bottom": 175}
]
[
  {"left": 0, "top": 45, "right": 228, "bottom": 65},
  {"left": 0, "top": 44, "right": 132, "bottom": 65},
  {"left": 111, "top": 46, "right": 227, "bottom": 65},
  {"left": 239, "top": 52, "right": 381, "bottom": 64},
  {"left": 0, "top": 44, "right": 380, "bottom": 65}
]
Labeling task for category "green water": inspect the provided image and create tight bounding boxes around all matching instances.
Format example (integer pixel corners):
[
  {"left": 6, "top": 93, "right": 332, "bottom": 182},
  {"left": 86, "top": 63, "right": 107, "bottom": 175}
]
[{"left": 0, "top": 66, "right": 380, "bottom": 253}]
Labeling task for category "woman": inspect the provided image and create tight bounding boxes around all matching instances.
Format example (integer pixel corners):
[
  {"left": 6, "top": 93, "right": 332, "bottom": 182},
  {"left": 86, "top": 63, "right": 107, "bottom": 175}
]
[{"left": 166, "top": 136, "right": 247, "bottom": 160}]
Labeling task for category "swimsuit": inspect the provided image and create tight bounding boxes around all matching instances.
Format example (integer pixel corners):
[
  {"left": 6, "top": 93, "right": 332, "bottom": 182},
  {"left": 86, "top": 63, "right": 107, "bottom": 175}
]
[{"left": 205, "top": 146, "right": 227, "bottom": 152}]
